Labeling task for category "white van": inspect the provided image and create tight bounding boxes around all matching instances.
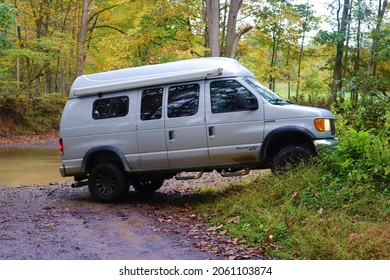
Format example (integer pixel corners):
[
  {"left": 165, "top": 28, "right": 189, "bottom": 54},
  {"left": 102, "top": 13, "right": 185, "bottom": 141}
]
[{"left": 59, "top": 57, "right": 337, "bottom": 202}]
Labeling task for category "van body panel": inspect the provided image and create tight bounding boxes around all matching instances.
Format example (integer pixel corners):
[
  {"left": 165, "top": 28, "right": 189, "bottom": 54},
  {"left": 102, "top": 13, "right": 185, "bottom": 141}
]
[
  {"left": 263, "top": 103, "right": 336, "bottom": 140},
  {"left": 59, "top": 58, "right": 338, "bottom": 188},
  {"left": 205, "top": 78, "right": 265, "bottom": 165},
  {"left": 165, "top": 82, "right": 209, "bottom": 168},
  {"left": 60, "top": 91, "right": 140, "bottom": 174}
]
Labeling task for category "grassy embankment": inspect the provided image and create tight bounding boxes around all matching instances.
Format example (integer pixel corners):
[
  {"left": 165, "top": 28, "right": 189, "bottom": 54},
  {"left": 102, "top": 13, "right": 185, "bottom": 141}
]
[{"left": 195, "top": 108, "right": 389, "bottom": 259}]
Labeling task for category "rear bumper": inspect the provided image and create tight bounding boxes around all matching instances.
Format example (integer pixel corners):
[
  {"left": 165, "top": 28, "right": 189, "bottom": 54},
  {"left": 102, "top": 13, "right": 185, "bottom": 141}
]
[
  {"left": 314, "top": 138, "right": 339, "bottom": 151},
  {"left": 59, "top": 166, "right": 66, "bottom": 177},
  {"left": 59, "top": 165, "right": 84, "bottom": 177}
]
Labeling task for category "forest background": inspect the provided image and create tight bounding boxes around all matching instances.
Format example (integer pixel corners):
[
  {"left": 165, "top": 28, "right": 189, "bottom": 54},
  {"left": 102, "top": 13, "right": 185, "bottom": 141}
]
[
  {"left": 0, "top": 0, "right": 388, "bottom": 133},
  {"left": 0, "top": 0, "right": 389, "bottom": 259}
]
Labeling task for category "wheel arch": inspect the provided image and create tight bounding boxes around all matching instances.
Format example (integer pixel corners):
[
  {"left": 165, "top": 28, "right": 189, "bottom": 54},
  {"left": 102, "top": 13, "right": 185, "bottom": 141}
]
[
  {"left": 260, "top": 126, "right": 316, "bottom": 166},
  {"left": 81, "top": 146, "right": 131, "bottom": 174}
]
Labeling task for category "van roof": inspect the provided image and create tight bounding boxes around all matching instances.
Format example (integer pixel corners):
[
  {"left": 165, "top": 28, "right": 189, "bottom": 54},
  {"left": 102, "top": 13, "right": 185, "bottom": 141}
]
[{"left": 69, "top": 57, "right": 255, "bottom": 98}]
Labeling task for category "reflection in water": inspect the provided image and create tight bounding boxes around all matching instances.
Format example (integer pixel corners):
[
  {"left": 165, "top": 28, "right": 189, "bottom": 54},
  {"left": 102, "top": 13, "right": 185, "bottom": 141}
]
[{"left": 0, "top": 146, "right": 70, "bottom": 187}]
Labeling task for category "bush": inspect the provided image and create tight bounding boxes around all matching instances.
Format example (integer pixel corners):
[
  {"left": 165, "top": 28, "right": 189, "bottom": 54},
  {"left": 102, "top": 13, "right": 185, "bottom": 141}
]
[
  {"left": 28, "top": 93, "right": 67, "bottom": 131},
  {"left": 0, "top": 93, "right": 66, "bottom": 134},
  {"left": 336, "top": 96, "right": 390, "bottom": 137},
  {"left": 318, "top": 128, "right": 390, "bottom": 191},
  {"left": 195, "top": 123, "right": 389, "bottom": 259}
]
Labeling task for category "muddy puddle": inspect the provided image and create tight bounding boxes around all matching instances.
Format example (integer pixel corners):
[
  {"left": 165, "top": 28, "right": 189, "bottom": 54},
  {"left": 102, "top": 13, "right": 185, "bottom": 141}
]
[{"left": 0, "top": 146, "right": 70, "bottom": 186}]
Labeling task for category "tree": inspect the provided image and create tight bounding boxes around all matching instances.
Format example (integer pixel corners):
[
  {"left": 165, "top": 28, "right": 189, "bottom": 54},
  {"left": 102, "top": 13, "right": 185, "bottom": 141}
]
[
  {"left": 365, "top": 0, "right": 388, "bottom": 93},
  {"left": 76, "top": 0, "right": 91, "bottom": 77},
  {"left": 254, "top": 0, "right": 302, "bottom": 91},
  {"left": 224, "top": 0, "right": 252, "bottom": 58},
  {"left": 295, "top": 1, "right": 318, "bottom": 99},
  {"left": 0, "top": 1, "right": 15, "bottom": 49},
  {"left": 330, "top": 0, "right": 350, "bottom": 105},
  {"left": 205, "top": 0, "right": 220, "bottom": 56},
  {"left": 205, "top": 0, "right": 252, "bottom": 58}
]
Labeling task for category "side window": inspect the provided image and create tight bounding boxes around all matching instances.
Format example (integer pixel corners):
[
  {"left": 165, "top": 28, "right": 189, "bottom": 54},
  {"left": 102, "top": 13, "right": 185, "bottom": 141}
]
[
  {"left": 141, "top": 88, "right": 163, "bottom": 121},
  {"left": 92, "top": 96, "right": 129, "bottom": 119},
  {"left": 210, "top": 80, "right": 258, "bottom": 114},
  {"left": 168, "top": 84, "right": 200, "bottom": 118}
]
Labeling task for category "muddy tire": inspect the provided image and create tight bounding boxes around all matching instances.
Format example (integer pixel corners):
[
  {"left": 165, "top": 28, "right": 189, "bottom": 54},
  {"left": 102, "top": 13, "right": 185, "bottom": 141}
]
[
  {"left": 88, "top": 163, "right": 129, "bottom": 203},
  {"left": 131, "top": 176, "right": 165, "bottom": 193},
  {"left": 271, "top": 145, "right": 312, "bottom": 174}
]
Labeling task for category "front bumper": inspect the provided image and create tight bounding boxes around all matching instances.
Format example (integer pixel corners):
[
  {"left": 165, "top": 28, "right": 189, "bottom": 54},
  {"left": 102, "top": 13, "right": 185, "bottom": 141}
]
[{"left": 314, "top": 138, "right": 339, "bottom": 151}]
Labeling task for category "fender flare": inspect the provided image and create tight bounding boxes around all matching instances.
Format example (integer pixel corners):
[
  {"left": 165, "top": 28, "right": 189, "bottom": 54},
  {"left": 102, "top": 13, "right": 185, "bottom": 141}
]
[
  {"left": 260, "top": 126, "right": 316, "bottom": 163},
  {"left": 81, "top": 146, "right": 131, "bottom": 174}
]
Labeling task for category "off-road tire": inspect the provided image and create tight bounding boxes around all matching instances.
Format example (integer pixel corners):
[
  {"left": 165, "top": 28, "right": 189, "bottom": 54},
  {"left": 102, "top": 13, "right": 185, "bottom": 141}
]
[
  {"left": 271, "top": 145, "right": 312, "bottom": 174},
  {"left": 88, "top": 163, "right": 129, "bottom": 203}
]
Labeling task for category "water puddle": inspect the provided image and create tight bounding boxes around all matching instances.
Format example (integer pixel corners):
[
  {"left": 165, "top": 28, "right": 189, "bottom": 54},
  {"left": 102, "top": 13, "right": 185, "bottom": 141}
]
[{"left": 0, "top": 146, "right": 70, "bottom": 187}]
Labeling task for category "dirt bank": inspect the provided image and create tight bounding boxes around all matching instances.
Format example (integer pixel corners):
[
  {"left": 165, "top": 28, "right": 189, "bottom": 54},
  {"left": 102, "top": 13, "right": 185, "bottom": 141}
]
[{"left": 0, "top": 131, "right": 58, "bottom": 146}]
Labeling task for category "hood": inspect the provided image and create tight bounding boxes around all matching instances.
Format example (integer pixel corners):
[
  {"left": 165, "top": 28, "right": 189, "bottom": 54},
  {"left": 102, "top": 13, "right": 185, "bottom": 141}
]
[{"left": 264, "top": 103, "right": 335, "bottom": 120}]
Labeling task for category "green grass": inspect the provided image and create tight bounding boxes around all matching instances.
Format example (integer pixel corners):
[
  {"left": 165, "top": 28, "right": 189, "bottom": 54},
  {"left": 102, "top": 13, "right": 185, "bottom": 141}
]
[{"left": 195, "top": 164, "right": 389, "bottom": 259}]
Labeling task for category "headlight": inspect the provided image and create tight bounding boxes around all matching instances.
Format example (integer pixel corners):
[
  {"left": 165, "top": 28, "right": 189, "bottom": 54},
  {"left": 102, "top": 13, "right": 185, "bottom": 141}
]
[{"left": 314, "top": 118, "right": 331, "bottom": 132}]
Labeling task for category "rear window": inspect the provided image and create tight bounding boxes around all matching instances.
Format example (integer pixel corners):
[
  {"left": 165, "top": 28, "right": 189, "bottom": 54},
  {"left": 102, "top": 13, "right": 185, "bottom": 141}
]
[{"left": 92, "top": 96, "right": 129, "bottom": 119}]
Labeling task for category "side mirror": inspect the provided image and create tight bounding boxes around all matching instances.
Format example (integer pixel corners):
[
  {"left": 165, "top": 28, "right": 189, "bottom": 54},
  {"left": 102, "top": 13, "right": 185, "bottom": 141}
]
[
  {"left": 235, "top": 93, "right": 258, "bottom": 111},
  {"left": 247, "top": 98, "right": 259, "bottom": 110}
]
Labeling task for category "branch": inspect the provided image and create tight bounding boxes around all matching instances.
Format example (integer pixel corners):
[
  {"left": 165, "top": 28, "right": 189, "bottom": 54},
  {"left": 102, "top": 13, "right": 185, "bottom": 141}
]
[
  {"left": 237, "top": 23, "right": 253, "bottom": 38},
  {"left": 89, "top": 4, "right": 120, "bottom": 23},
  {"left": 93, "top": 25, "right": 126, "bottom": 35}
]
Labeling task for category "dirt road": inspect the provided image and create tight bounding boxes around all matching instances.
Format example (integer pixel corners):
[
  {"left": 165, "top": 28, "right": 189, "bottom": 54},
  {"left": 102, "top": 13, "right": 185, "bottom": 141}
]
[{"left": 0, "top": 175, "right": 266, "bottom": 260}]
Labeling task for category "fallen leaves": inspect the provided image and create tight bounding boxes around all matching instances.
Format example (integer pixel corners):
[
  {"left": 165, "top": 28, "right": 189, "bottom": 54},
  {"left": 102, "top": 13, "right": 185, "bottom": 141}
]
[
  {"left": 227, "top": 215, "right": 241, "bottom": 224},
  {"left": 149, "top": 204, "right": 267, "bottom": 260},
  {"left": 0, "top": 131, "right": 58, "bottom": 146}
]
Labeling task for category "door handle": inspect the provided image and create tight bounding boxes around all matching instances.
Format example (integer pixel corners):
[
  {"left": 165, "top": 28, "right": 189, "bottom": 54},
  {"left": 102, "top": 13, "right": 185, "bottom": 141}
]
[
  {"left": 168, "top": 130, "right": 175, "bottom": 141},
  {"left": 208, "top": 126, "right": 215, "bottom": 137}
]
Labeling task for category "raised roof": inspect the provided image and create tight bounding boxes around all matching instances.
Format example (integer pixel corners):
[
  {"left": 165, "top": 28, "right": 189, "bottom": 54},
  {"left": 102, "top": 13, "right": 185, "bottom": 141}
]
[{"left": 69, "top": 57, "right": 255, "bottom": 98}]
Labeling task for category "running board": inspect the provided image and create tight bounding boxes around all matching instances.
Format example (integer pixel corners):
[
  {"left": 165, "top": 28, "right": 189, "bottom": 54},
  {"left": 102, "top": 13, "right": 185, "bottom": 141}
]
[
  {"left": 221, "top": 167, "right": 250, "bottom": 177},
  {"left": 175, "top": 171, "right": 204, "bottom": 180}
]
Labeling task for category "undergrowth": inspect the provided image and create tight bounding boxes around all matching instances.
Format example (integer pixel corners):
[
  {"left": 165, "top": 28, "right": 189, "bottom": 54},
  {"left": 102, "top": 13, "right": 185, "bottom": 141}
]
[
  {"left": 196, "top": 128, "right": 389, "bottom": 259},
  {"left": 0, "top": 93, "right": 66, "bottom": 134}
]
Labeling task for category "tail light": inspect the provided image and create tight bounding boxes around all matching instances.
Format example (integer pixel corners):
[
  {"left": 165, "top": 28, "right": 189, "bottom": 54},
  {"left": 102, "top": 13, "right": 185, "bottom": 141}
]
[{"left": 59, "top": 138, "right": 64, "bottom": 155}]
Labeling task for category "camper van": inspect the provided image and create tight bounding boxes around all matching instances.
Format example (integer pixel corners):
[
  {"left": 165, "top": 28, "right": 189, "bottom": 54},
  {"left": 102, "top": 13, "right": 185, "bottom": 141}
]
[{"left": 59, "top": 57, "right": 337, "bottom": 203}]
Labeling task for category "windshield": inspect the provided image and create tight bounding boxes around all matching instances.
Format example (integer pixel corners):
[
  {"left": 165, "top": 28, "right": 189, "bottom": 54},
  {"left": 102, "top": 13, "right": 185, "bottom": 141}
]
[{"left": 243, "top": 77, "right": 289, "bottom": 105}]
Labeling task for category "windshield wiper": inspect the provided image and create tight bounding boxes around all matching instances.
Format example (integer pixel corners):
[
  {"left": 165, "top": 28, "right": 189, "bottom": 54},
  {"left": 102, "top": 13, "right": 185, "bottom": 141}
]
[{"left": 269, "top": 98, "right": 287, "bottom": 105}]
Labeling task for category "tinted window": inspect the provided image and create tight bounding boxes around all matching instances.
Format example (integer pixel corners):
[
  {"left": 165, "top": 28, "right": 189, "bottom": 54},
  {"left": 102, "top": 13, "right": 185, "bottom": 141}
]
[
  {"left": 168, "top": 84, "right": 199, "bottom": 118},
  {"left": 141, "top": 88, "right": 163, "bottom": 120},
  {"left": 92, "top": 96, "right": 129, "bottom": 119},
  {"left": 210, "top": 80, "right": 257, "bottom": 113}
]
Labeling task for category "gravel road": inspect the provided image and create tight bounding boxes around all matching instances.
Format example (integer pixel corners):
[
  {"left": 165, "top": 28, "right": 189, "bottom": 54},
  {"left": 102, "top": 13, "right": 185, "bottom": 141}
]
[{"left": 0, "top": 172, "right": 267, "bottom": 260}]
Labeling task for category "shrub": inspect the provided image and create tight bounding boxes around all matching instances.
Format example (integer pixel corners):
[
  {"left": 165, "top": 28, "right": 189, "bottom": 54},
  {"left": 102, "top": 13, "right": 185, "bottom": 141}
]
[
  {"left": 0, "top": 93, "right": 66, "bottom": 133},
  {"left": 319, "top": 127, "right": 389, "bottom": 192}
]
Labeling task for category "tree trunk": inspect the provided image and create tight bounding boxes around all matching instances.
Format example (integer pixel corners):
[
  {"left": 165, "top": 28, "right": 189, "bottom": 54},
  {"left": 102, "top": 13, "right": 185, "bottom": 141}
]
[
  {"left": 296, "top": 2, "right": 309, "bottom": 100},
  {"left": 224, "top": 0, "right": 252, "bottom": 58},
  {"left": 205, "top": 0, "right": 220, "bottom": 57},
  {"left": 76, "top": 0, "right": 91, "bottom": 77},
  {"left": 366, "top": 0, "right": 388, "bottom": 86},
  {"left": 224, "top": 0, "right": 242, "bottom": 58},
  {"left": 352, "top": 0, "right": 362, "bottom": 104},
  {"left": 330, "top": 0, "right": 350, "bottom": 105},
  {"left": 269, "top": 31, "right": 278, "bottom": 91}
]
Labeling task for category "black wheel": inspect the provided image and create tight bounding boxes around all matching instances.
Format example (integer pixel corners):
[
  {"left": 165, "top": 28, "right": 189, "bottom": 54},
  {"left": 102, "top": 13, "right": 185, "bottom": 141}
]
[
  {"left": 271, "top": 145, "right": 313, "bottom": 174},
  {"left": 88, "top": 163, "right": 129, "bottom": 203},
  {"left": 131, "top": 176, "right": 165, "bottom": 193}
]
